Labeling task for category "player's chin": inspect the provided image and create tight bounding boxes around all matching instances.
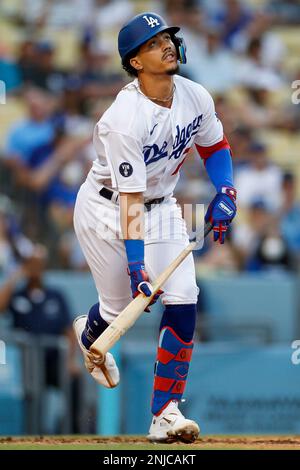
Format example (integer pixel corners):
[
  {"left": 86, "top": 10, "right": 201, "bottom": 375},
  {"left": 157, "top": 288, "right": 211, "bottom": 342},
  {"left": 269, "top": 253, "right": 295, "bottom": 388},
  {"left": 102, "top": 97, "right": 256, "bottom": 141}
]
[{"left": 165, "top": 63, "right": 179, "bottom": 76}]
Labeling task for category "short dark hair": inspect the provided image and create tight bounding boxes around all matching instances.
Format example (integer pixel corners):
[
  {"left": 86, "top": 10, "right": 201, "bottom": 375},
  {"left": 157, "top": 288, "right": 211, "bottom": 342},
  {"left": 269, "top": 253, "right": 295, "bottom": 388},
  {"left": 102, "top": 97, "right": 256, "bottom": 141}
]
[{"left": 122, "top": 46, "right": 140, "bottom": 77}]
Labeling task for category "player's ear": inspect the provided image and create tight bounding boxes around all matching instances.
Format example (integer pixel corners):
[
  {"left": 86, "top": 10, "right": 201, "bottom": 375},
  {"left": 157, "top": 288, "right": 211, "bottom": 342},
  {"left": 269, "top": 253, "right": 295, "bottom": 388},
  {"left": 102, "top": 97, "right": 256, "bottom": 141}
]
[{"left": 130, "top": 56, "right": 143, "bottom": 73}]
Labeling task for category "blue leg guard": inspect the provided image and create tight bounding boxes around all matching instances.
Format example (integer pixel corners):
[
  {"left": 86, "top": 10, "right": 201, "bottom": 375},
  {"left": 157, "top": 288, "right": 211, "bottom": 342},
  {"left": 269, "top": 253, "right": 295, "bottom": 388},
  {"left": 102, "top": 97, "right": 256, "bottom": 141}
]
[
  {"left": 81, "top": 302, "right": 109, "bottom": 350},
  {"left": 151, "top": 326, "right": 194, "bottom": 415}
]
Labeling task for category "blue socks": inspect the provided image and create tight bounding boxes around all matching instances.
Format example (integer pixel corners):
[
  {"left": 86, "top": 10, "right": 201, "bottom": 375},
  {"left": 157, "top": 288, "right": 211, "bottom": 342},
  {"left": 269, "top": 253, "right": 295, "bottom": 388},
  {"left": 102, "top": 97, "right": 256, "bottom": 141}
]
[
  {"left": 81, "top": 302, "right": 109, "bottom": 350},
  {"left": 159, "top": 304, "right": 196, "bottom": 342}
]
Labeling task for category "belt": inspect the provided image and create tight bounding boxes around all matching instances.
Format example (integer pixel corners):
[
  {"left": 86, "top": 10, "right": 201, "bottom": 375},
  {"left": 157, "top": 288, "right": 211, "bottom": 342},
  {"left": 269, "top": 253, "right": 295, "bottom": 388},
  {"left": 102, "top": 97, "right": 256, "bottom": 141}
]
[{"left": 99, "top": 187, "right": 164, "bottom": 211}]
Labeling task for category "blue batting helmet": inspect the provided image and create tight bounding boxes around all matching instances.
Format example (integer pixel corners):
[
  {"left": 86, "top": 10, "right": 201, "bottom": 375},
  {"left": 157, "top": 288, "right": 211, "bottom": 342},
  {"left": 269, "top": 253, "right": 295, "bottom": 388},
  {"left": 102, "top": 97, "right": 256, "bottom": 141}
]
[{"left": 118, "top": 12, "right": 186, "bottom": 64}]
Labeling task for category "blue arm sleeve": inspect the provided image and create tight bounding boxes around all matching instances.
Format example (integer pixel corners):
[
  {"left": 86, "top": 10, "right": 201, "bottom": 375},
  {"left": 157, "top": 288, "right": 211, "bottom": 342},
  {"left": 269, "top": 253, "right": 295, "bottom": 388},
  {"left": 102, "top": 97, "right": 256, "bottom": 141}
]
[
  {"left": 124, "top": 239, "right": 144, "bottom": 263},
  {"left": 205, "top": 148, "right": 234, "bottom": 193}
]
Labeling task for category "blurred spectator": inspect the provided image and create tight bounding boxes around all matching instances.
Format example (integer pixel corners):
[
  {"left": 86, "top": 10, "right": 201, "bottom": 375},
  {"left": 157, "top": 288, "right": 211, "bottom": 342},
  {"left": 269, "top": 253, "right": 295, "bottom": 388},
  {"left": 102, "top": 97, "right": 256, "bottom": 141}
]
[
  {"left": 279, "top": 172, "right": 300, "bottom": 261},
  {"left": 11, "top": 127, "right": 90, "bottom": 254},
  {"left": 77, "top": 42, "right": 125, "bottom": 101},
  {"left": 58, "top": 75, "right": 92, "bottom": 132},
  {"left": 15, "top": 130, "right": 89, "bottom": 206},
  {"left": 0, "top": 244, "right": 81, "bottom": 433},
  {"left": 229, "top": 126, "right": 253, "bottom": 168},
  {"left": 17, "top": 40, "right": 38, "bottom": 85},
  {"left": 3, "top": 84, "right": 90, "bottom": 240},
  {"left": 232, "top": 12, "right": 286, "bottom": 71},
  {"left": 213, "top": 95, "right": 239, "bottom": 135},
  {"left": 165, "top": 0, "right": 204, "bottom": 33},
  {"left": 235, "top": 142, "right": 283, "bottom": 212},
  {"left": 32, "top": 41, "right": 61, "bottom": 91},
  {"left": 3, "top": 87, "right": 56, "bottom": 170},
  {"left": 237, "top": 37, "right": 284, "bottom": 93},
  {"left": 234, "top": 79, "right": 281, "bottom": 130},
  {"left": 13, "top": 38, "right": 65, "bottom": 92},
  {"left": 0, "top": 194, "right": 35, "bottom": 275},
  {"left": 247, "top": 224, "right": 295, "bottom": 272},
  {"left": 27, "top": 41, "right": 65, "bottom": 93},
  {"left": 233, "top": 199, "right": 294, "bottom": 272},
  {"left": 199, "top": 0, "right": 224, "bottom": 18},
  {"left": 212, "top": 0, "right": 253, "bottom": 48},
  {"left": 185, "top": 27, "right": 238, "bottom": 91},
  {"left": 233, "top": 199, "right": 273, "bottom": 264},
  {"left": 165, "top": 2, "right": 207, "bottom": 86}
]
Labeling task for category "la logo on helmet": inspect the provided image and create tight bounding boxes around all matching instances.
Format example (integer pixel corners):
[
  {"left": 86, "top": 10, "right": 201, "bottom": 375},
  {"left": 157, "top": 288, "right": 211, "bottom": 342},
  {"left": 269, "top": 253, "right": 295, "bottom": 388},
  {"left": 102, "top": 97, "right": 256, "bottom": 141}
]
[{"left": 143, "top": 15, "right": 160, "bottom": 28}]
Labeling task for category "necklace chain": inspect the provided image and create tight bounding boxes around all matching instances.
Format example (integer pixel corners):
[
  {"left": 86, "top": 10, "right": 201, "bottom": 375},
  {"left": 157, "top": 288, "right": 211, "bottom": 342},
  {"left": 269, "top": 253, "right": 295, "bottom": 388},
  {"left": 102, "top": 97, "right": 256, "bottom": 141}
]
[{"left": 139, "top": 82, "right": 176, "bottom": 103}]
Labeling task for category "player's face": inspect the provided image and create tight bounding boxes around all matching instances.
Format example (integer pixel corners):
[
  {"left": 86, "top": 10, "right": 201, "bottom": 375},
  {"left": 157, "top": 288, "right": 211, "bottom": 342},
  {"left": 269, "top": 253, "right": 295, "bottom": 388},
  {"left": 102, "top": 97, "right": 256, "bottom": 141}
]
[{"left": 132, "top": 32, "right": 179, "bottom": 76}]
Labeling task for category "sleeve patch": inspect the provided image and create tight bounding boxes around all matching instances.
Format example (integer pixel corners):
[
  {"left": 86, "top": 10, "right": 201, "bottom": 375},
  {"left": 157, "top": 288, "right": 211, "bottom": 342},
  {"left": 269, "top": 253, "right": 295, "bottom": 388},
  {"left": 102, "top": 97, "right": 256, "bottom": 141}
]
[{"left": 119, "top": 162, "right": 133, "bottom": 177}]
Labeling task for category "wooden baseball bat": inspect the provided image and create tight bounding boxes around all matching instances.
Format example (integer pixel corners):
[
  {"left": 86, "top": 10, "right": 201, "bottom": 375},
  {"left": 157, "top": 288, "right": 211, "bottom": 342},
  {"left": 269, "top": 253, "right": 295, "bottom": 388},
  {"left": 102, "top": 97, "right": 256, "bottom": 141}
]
[{"left": 90, "top": 222, "right": 212, "bottom": 363}]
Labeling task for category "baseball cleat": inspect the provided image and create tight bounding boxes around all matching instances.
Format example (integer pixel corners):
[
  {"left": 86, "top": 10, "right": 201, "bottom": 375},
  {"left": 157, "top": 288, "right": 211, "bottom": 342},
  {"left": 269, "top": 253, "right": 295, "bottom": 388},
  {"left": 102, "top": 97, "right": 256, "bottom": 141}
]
[
  {"left": 73, "top": 315, "right": 120, "bottom": 388},
  {"left": 147, "top": 400, "right": 200, "bottom": 443}
]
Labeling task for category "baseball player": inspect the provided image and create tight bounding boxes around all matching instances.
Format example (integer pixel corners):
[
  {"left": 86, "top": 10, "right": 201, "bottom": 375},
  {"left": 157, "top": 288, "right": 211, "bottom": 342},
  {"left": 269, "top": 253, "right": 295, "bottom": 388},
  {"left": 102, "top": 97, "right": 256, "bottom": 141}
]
[{"left": 73, "top": 12, "right": 237, "bottom": 443}]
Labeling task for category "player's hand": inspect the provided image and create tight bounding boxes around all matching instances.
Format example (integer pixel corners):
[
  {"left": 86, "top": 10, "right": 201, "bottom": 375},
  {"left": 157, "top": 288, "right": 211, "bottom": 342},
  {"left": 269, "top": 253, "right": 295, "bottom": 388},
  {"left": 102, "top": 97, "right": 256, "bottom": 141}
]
[
  {"left": 205, "top": 186, "right": 237, "bottom": 244},
  {"left": 127, "top": 261, "right": 163, "bottom": 312}
]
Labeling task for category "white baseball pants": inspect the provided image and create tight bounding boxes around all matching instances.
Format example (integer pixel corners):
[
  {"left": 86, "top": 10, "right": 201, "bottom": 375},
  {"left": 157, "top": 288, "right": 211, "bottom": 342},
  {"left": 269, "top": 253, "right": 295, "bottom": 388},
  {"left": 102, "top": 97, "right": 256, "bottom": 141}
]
[{"left": 74, "top": 174, "right": 199, "bottom": 324}]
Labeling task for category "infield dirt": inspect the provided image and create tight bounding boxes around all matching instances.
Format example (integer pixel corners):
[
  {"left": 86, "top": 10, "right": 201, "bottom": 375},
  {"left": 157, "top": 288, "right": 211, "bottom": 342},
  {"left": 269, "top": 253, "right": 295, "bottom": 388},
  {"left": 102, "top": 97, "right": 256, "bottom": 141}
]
[{"left": 1, "top": 435, "right": 300, "bottom": 450}]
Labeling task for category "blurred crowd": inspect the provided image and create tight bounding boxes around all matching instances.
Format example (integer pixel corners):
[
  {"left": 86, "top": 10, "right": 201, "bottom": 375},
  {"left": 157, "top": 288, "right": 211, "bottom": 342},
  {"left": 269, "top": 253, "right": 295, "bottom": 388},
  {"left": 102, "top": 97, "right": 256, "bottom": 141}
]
[{"left": 0, "top": 0, "right": 300, "bottom": 276}]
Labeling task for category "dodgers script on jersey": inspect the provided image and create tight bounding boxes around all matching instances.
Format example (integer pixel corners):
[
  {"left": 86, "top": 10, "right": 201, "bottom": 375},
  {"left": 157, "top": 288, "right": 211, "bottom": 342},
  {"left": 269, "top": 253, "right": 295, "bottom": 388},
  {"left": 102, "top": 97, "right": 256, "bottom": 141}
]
[{"left": 91, "top": 74, "right": 223, "bottom": 201}]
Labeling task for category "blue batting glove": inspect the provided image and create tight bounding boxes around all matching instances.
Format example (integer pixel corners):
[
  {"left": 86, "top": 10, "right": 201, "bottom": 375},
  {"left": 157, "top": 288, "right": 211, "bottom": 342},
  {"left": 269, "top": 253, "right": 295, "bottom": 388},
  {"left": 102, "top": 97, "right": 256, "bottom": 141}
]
[
  {"left": 127, "top": 261, "right": 163, "bottom": 312},
  {"left": 205, "top": 186, "right": 237, "bottom": 244}
]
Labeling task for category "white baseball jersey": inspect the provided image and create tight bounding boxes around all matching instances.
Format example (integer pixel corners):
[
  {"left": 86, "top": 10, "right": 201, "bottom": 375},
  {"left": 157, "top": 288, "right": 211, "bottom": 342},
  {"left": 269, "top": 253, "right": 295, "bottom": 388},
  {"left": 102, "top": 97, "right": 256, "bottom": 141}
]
[{"left": 91, "top": 74, "right": 223, "bottom": 201}]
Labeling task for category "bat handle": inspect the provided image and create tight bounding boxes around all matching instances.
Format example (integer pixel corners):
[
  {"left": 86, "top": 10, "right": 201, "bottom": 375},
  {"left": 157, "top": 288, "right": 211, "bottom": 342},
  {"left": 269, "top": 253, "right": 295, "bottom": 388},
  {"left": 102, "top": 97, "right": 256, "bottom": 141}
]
[
  {"left": 190, "top": 221, "right": 213, "bottom": 243},
  {"left": 90, "top": 352, "right": 105, "bottom": 364},
  {"left": 204, "top": 221, "right": 213, "bottom": 237}
]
